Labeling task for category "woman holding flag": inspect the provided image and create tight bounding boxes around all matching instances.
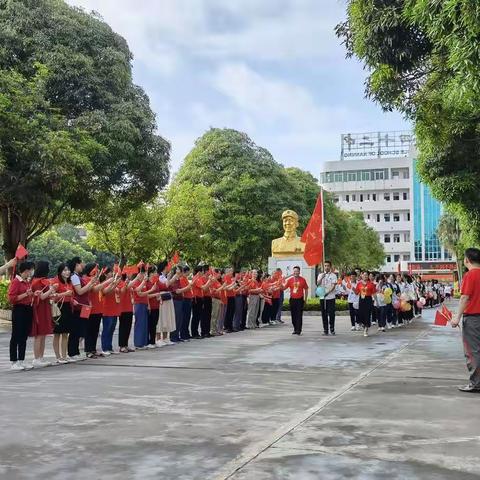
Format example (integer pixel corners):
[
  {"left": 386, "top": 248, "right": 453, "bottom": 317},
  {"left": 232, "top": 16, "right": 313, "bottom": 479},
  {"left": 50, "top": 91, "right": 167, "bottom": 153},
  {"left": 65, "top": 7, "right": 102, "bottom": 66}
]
[
  {"left": 101, "top": 266, "right": 122, "bottom": 355},
  {"left": 118, "top": 268, "right": 135, "bottom": 352}
]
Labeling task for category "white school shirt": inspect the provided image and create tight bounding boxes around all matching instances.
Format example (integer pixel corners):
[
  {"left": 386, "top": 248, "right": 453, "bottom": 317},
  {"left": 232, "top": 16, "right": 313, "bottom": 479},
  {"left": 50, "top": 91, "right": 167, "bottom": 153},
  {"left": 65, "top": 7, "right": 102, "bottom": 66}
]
[{"left": 317, "top": 272, "right": 338, "bottom": 300}]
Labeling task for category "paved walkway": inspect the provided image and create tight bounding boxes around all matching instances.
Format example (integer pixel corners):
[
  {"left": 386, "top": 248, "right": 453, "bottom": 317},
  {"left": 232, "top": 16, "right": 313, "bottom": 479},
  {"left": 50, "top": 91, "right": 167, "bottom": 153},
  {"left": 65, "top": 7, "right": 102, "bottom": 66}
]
[{"left": 0, "top": 305, "right": 478, "bottom": 480}]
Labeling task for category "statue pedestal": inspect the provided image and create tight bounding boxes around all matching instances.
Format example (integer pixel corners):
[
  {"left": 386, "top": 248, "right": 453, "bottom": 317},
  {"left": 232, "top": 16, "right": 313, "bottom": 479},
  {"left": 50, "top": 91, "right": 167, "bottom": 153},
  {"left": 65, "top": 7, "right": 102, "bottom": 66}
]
[{"left": 268, "top": 256, "right": 316, "bottom": 299}]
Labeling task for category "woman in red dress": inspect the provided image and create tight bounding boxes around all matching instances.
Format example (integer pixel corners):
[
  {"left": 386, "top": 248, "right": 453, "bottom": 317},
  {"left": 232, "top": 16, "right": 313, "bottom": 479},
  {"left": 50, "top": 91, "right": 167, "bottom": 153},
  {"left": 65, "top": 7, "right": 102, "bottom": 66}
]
[
  {"left": 355, "top": 271, "right": 377, "bottom": 337},
  {"left": 30, "top": 261, "right": 57, "bottom": 367}
]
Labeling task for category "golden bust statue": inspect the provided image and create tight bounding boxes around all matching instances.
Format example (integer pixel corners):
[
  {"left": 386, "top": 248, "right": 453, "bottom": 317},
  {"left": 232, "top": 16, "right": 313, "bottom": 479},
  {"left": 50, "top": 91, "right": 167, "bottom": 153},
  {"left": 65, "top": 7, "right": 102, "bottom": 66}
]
[{"left": 271, "top": 209, "right": 305, "bottom": 257}]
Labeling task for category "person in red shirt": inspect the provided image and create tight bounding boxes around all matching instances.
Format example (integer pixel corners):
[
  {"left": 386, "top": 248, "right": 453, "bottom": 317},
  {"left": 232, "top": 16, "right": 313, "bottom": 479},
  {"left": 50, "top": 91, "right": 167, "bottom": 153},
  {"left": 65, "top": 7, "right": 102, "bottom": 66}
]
[
  {"left": 30, "top": 261, "right": 58, "bottom": 368},
  {"left": 8, "top": 261, "right": 35, "bottom": 370},
  {"left": 452, "top": 248, "right": 480, "bottom": 392},
  {"left": 355, "top": 271, "right": 377, "bottom": 337},
  {"left": 246, "top": 270, "right": 263, "bottom": 329},
  {"left": 118, "top": 272, "right": 134, "bottom": 352},
  {"left": 284, "top": 266, "right": 309, "bottom": 335},
  {"left": 146, "top": 266, "right": 161, "bottom": 348},
  {"left": 260, "top": 274, "right": 274, "bottom": 327},
  {"left": 175, "top": 265, "right": 194, "bottom": 340},
  {"left": 52, "top": 263, "right": 74, "bottom": 364},
  {"left": 190, "top": 266, "right": 206, "bottom": 338},
  {"left": 223, "top": 268, "right": 236, "bottom": 333},
  {"left": 209, "top": 269, "right": 223, "bottom": 335},
  {"left": 131, "top": 267, "right": 153, "bottom": 349},
  {"left": 101, "top": 267, "right": 121, "bottom": 355}
]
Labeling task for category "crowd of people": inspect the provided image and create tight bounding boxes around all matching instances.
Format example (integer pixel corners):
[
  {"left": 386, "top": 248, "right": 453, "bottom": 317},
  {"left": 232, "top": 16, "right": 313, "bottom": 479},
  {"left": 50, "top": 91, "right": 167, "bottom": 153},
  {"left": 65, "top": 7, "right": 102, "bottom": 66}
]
[
  {"left": 6, "top": 257, "right": 308, "bottom": 371},
  {"left": 316, "top": 261, "right": 454, "bottom": 337}
]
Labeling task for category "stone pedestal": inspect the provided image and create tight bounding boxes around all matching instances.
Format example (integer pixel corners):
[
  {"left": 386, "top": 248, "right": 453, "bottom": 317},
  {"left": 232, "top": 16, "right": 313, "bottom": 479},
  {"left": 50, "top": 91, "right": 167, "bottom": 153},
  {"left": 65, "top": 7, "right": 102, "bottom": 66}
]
[{"left": 268, "top": 256, "right": 316, "bottom": 299}]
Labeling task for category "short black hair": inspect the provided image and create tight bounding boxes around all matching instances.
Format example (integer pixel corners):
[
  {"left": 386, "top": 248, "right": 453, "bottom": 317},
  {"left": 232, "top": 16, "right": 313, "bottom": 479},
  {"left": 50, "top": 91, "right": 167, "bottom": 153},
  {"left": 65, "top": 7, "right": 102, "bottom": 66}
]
[
  {"left": 325, "top": 260, "right": 332, "bottom": 266},
  {"left": 465, "top": 248, "right": 480, "bottom": 265},
  {"left": 183, "top": 265, "right": 191, "bottom": 273},
  {"left": 84, "top": 263, "right": 97, "bottom": 277},
  {"left": 33, "top": 260, "right": 49, "bottom": 278},
  {"left": 18, "top": 261, "right": 34, "bottom": 274},
  {"left": 157, "top": 260, "right": 168, "bottom": 272},
  {"left": 293, "top": 266, "right": 301, "bottom": 271},
  {"left": 68, "top": 256, "right": 82, "bottom": 273}
]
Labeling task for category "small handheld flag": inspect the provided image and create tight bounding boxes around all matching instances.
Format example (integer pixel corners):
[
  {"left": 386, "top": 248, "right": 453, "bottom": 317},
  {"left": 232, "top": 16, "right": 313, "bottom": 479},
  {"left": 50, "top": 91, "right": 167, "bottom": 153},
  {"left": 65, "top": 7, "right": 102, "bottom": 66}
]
[{"left": 15, "top": 243, "right": 28, "bottom": 260}]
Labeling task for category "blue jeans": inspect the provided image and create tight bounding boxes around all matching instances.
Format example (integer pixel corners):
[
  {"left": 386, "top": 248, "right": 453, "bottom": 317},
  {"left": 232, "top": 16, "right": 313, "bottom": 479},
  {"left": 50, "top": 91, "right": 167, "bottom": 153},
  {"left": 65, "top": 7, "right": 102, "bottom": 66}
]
[
  {"left": 101, "top": 316, "right": 117, "bottom": 352},
  {"left": 182, "top": 299, "right": 192, "bottom": 339},
  {"left": 276, "top": 291, "right": 284, "bottom": 321},
  {"left": 133, "top": 303, "right": 149, "bottom": 347}
]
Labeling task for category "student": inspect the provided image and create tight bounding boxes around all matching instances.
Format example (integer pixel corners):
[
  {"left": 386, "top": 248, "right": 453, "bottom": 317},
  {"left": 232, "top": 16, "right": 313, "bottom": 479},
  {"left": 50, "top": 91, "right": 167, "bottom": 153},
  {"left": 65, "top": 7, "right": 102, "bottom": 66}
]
[
  {"left": 170, "top": 266, "right": 184, "bottom": 342},
  {"left": 8, "top": 261, "right": 35, "bottom": 370},
  {"left": 201, "top": 265, "right": 214, "bottom": 337},
  {"left": 131, "top": 267, "right": 150, "bottom": 350},
  {"left": 101, "top": 267, "right": 121, "bottom": 355},
  {"left": 176, "top": 265, "right": 193, "bottom": 341},
  {"left": 375, "top": 274, "right": 387, "bottom": 332},
  {"left": 274, "top": 268, "right": 285, "bottom": 323},
  {"left": 52, "top": 263, "right": 74, "bottom": 364},
  {"left": 209, "top": 269, "right": 223, "bottom": 336},
  {"left": 451, "top": 248, "right": 480, "bottom": 392},
  {"left": 217, "top": 270, "right": 228, "bottom": 334},
  {"left": 30, "top": 261, "right": 57, "bottom": 368},
  {"left": 356, "top": 271, "right": 376, "bottom": 337},
  {"left": 345, "top": 272, "right": 359, "bottom": 331},
  {"left": 246, "top": 270, "right": 262, "bottom": 329},
  {"left": 190, "top": 266, "right": 205, "bottom": 338},
  {"left": 260, "top": 274, "right": 273, "bottom": 327},
  {"left": 68, "top": 257, "right": 97, "bottom": 361},
  {"left": 284, "top": 266, "right": 309, "bottom": 335},
  {"left": 233, "top": 271, "right": 247, "bottom": 332},
  {"left": 223, "top": 268, "right": 236, "bottom": 333},
  {"left": 146, "top": 266, "right": 160, "bottom": 348},
  {"left": 118, "top": 272, "right": 134, "bottom": 352},
  {"left": 317, "top": 261, "right": 338, "bottom": 335},
  {"left": 155, "top": 261, "right": 176, "bottom": 346}
]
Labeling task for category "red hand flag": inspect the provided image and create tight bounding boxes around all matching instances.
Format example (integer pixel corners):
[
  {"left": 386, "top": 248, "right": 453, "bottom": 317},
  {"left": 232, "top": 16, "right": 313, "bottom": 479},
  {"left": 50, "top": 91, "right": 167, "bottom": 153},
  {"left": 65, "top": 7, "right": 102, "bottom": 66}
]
[
  {"left": 113, "top": 263, "right": 121, "bottom": 275},
  {"left": 434, "top": 309, "right": 449, "bottom": 326},
  {"left": 172, "top": 251, "right": 180, "bottom": 264},
  {"left": 89, "top": 264, "right": 99, "bottom": 277},
  {"left": 301, "top": 190, "right": 324, "bottom": 266},
  {"left": 441, "top": 304, "right": 453, "bottom": 321},
  {"left": 15, "top": 243, "right": 28, "bottom": 260}
]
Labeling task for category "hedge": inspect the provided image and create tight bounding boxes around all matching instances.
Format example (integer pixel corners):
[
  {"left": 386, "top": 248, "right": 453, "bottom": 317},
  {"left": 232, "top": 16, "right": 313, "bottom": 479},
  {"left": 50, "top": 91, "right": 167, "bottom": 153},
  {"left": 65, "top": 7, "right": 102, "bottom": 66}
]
[
  {"left": 282, "top": 298, "right": 348, "bottom": 312},
  {"left": 0, "top": 280, "right": 9, "bottom": 310}
]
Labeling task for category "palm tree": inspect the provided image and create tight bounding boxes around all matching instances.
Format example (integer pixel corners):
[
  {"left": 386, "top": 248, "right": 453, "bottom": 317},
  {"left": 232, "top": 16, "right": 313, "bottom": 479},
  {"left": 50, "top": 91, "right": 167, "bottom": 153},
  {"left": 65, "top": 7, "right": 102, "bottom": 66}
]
[{"left": 437, "top": 212, "right": 463, "bottom": 282}]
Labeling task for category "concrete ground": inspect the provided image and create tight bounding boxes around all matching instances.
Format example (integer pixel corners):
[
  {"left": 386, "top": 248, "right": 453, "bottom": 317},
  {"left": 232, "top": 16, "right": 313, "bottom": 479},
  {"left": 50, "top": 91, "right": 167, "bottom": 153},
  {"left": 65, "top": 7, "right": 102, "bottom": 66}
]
[{"left": 0, "top": 304, "right": 478, "bottom": 480}]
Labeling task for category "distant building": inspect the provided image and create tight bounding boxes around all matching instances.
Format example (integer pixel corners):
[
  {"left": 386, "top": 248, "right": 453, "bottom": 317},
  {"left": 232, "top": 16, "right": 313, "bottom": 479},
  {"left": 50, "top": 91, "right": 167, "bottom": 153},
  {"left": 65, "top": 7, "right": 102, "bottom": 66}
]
[{"left": 320, "top": 131, "right": 455, "bottom": 279}]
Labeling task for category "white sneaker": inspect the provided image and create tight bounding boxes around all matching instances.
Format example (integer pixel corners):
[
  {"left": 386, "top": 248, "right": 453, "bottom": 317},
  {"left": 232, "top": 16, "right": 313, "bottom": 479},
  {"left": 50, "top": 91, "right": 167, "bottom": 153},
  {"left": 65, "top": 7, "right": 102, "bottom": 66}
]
[
  {"left": 350, "top": 326, "right": 356, "bottom": 331},
  {"left": 56, "top": 358, "right": 68, "bottom": 364},
  {"left": 78, "top": 352, "right": 88, "bottom": 360},
  {"left": 164, "top": 340, "right": 174, "bottom": 346},
  {"left": 32, "top": 358, "right": 47, "bottom": 368},
  {"left": 371, "top": 322, "right": 377, "bottom": 326},
  {"left": 379, "top": 327, "right": 385, "bottom": 332},
  {"left": 147, "top": 344, "right": 157, "bottom": 349},
  {"left": 19, "top": 361, "right": 33, "bottom": 370},
  {"left": 109, "top": 350, "right": 120, "bottom": 355},
  {"left": 355, "top": 324, "right": 361, "bottom": 331},
  {"left": 387, "top": 323, "right": 392, "bottom": 329},
  {"left": 136, "top": 346, "right": 148, "bottom": 350},
  {"left": 155, "top": 341, "right": 165, "bottom": 347},
  {"left": 66, "top": 356, "right": 78, "bottom": 362},
  {"left": 102, "top": 351, "right": 111, "bottom": 356},
  {"left": 40, "top": 358, "right": 52, "bottom": 367},
  {"left": 363, "top": 328, "right": 369, "bottom": 337},
  {"left": 127, "top": 346, "right": 136, "bottom": 352},
  {"left": 11, "top": 361, "right": 25, "bottom": 371}
]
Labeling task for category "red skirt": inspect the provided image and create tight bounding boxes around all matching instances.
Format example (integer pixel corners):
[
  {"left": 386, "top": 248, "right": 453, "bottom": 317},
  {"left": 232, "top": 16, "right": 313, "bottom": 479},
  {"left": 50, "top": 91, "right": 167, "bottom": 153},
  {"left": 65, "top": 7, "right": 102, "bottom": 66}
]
[{"left": 30, "top": 300, "right": 53, "bottom": 336}]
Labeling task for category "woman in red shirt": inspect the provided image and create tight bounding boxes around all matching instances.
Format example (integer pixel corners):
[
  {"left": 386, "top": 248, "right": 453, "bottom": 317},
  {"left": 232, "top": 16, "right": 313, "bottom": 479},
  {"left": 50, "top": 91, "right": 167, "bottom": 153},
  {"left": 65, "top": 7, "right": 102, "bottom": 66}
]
[
  {"left": 118, "top": 272, "right": 134, "bottom": 352},
  {"left": 101, "top": 268, "right": 121, "bottom": 355},
  {"left": 246, "top": 270, "right": 263, "bottom": 329},
  {"left": 30, "top": 261, "right": 58, "bottom": 368},
  {"left": 52, "top": 263, "right": 74, "bottom": 364},
  {"left": 8, "top": 261, "right": 35, "bottom": 371},
  {"left": 355, "top": 271, "right": 377, "bottom": 337}
]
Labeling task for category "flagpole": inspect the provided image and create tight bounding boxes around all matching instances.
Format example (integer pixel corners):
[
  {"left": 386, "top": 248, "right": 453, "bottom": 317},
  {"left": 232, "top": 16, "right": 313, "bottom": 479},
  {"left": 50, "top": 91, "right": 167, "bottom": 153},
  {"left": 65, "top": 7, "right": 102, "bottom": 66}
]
[{"left": 321, "top": 186, "right": 325, "bottom": 272}]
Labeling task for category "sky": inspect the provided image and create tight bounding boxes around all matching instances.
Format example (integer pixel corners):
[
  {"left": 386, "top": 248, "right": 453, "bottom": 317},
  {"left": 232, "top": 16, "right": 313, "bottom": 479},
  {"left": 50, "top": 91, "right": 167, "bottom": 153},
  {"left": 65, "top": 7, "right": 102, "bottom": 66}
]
[{"left": 66, "top": 0, "right": 410, "bottom": 176}]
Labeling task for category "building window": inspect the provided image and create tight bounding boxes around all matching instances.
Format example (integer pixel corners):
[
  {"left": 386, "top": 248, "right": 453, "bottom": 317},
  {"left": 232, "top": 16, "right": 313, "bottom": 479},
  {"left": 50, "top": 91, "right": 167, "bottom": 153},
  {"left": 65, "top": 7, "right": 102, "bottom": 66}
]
[
  {"left": 393, "top": 234, "right": 400, "bottom": 243},
  {"left": 334, "top": 172, "right": 343, "bottom": 182},
  {"left": 393, "top": 213, "right": 400, "bottom": 222},
  {"left": 352, "top": 194, "right": 356, "bottom": 201},
  {"left": 334, "top": 196, "right": 339, "bottom": 203},
  {"left": 384, "top": 234, "right": 391, "bottom": 243},
  {"left": 406, "top": 212, "right": 411, "bottom": 221},
  {"left": 372, "top": 193, "right": 377, "bottom": 201},
  {"left": 394, "top": 254, "right": 400, "bottom": 262},
  {"left": 403, "top": 254, "right": 411, "bottom": 261},
  {"left": 366, "top": 214, "right": 371, "bottom": 220},
  {"left": 362, "top": 171, "right": 370, "bottom": 181},
  {"left": 384, "top": 213, "right": 391, "bottom": 222},
  {"left": 366, "top": 194, "right": 370, "bottom": 201},
  {"left": 386, "top": 255, "right": 392, "bottom": 263},
  {"left": 403, "top": 171, "right": 410, "bottom": 179},
  {"left": 404, "top": 233, "right": 410, "bottom": 242},
  {"left": 376, "top": 214, "right": 381, "bottom": 222},
  {"left": 392, "top": 170, "right": 399, "bottom": 178},
  {"left": 403, "top": 192, "right": 408, "bottom": 200},
  {"left": 384, "top": 193, "right": 390, "bottom": 201},
  {"left": 393, "top": 192, "right": 400, "bottom": 201},
  {"left": 345, "top": 194, "right": 349, "bottom": 203},
  {"left": 360, "top": 194, "right": 364, "bottom": 202},
  {"left": 347, "top": 172, "right": 356, "bottom": 181},
  {"left": 375, "top": 170, "right": 384, "bottom": 180}
]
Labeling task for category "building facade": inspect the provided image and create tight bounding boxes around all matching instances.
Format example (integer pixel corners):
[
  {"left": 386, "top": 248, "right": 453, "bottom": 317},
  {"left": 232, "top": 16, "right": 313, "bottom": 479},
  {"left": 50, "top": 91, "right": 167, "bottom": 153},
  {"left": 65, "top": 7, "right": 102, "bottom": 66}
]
[{"left": 320, "top": 131, "right": 454, "bottom": 275}]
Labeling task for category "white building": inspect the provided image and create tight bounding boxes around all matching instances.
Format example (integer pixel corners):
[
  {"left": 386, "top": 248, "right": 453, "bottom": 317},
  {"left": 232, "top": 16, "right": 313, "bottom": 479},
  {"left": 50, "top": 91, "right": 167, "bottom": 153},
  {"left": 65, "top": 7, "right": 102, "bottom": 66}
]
[{"left": 320, "top": 131, "right": 453, "bottom": 274}]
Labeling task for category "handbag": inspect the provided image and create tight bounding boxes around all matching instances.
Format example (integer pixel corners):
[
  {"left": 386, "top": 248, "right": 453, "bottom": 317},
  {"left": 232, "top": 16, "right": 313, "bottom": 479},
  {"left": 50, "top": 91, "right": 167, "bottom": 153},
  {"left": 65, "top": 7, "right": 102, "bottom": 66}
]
[
  {"left": 160, "top": 292, "right": 172, "bottom": 301},
  {"left": 51, "top": 300, "right": 62, "bottom": 324},
  {"left": 316, "top": 286, "right": 326, "bottom": 299},
  {"left": 80, "top": 305, "right": 92, "bottom": 319}
]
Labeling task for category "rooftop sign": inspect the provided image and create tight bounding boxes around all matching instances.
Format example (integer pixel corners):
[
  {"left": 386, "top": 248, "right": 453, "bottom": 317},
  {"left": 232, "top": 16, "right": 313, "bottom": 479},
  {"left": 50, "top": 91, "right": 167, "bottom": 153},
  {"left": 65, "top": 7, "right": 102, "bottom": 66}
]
[{"left": 341, "top": 131, "right": 414, "bottom": 160}]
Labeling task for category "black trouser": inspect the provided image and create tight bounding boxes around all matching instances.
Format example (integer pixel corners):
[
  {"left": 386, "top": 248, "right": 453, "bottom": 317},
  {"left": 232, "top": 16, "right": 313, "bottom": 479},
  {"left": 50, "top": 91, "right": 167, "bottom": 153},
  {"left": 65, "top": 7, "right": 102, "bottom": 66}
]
[
  {"left": 201, "top": 296, "right": 212, "bottom": 336},
  {"left": 148, "top": 309, "right": 159, "bottom": 345},
  {"left": 320, "top": 298, "right": 336, "bottom": 333},
  {"left": 119, "top": 311, "right": 133, "bottom": 347},
  {"left": 181, "top": 299, "right": 192, "bottom": 339},
  {"left": 68, "top": 309, "right": 82, "bottom": 357},
  {"left": 262, "top": 301, "right": 272, "bottom": 324},
  {"left": 371, "top": 306, "right": 377, "bottom": 324},
  {"left": 462, "top": 315, "right": 480, "bottom": 389},
  {"left": 271, "top": 298, "right": 280, "bottom": 322},
  {"left": 85, "top": 313, "right": 102, "bottom": 353},
  {"left": 242, "top": 295, "right": 248, "bottom": 329},
  {"left": 378, "top": 305, "right": 387, "bottom": 328},
  {"left": 191, "top": 297, "right": 203, "bottom": 337},
  {"left": 290, "top": 298, "right": 304, "bottom": 334},
  {"left": 224, "top": 297, "right": 235, "bottom": 331},
  {"left": 413, "top": 299, "right": 421, "bottom": 316},
  {"left": 358, "top": 296, "right": 373, "bottom": 328},
  {"left": 9, "top": 304, "right": 33, "bottom": 362},
  {"left": 348, "top": 302, "right": 358, "bottom": 327}
]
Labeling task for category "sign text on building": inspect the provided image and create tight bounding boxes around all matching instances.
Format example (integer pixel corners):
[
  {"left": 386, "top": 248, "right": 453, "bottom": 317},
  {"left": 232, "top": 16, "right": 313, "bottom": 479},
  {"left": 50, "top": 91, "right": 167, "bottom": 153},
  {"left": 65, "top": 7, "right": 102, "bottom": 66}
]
[{"left": 341, "top": 131, "right": 414, "bottom": 160}]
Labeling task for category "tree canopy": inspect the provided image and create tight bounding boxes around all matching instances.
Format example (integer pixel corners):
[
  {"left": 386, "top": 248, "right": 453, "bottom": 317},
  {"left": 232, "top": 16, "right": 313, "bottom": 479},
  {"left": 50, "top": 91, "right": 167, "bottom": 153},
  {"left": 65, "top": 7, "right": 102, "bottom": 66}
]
[
  {"left": 0, "top": 0, "right": 169, "bottom": 258},
  {"left": 337, "top": 0, "right": 480, "bottom": 245}
]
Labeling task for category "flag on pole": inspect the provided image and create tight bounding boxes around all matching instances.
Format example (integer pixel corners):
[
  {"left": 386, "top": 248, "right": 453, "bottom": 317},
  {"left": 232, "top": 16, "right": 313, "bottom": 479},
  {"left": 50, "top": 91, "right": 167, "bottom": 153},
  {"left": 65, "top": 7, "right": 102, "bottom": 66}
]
[
  {"left": 441, "top": 304, "right": 453, "bottom": 321},
  {"left": 172, "top": 251, "right": 180, "bottom": 265},
  {"left": 434, "top": 306, "right": 451, "bottom": 326},
  {"left": 301, "top": 190, "right": 324, "bottom": 266},
  {"left": 15, "top": 243, "right": 28, "bottom": 260}
]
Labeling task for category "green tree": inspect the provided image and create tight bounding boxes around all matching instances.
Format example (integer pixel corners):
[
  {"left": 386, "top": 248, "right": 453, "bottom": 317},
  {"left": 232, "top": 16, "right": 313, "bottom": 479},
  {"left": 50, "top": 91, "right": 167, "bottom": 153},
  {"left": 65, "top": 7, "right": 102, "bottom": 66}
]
[
  {"left": 336, "top": 0, "right": 480, "bottom": 243},
  {"left": 437, "top": 212, "right": 464, "bottom": 281},
  {"left": 28, "top": 230, "right": 95, "bottom": 275},
  {"left": 0, "top": 0, "right": 169, "bottom": 258}
]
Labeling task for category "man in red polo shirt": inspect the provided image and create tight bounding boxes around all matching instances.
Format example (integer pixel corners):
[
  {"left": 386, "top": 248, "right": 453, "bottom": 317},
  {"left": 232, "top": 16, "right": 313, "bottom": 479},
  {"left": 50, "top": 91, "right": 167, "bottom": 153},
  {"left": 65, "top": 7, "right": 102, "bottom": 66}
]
[
  {"left": 452, "top": 248, "right": 480, "bottom": 392},
  {"left": 284, "top": 266, "right": 309, "bottom": 335}
]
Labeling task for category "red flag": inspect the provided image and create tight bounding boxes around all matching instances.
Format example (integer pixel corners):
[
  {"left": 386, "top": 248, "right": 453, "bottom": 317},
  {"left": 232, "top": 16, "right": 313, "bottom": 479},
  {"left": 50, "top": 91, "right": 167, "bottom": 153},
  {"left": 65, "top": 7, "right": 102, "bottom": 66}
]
[
  {"left": 137, "top": 260, "right": 145, "bottom": 270},
  {"left": 113, "top": 263, "right": 121, "bottom": 275},
  {"left": 15, "top": 243, "right": 28, "bottom": 260},
  {"left": 166, "top": 261, "right": 172, "bottom": 272},
  {"left": 434, "top": 309, "right": 449, "bottom": 326},
  {"left": 88, "top": 264, "right": 99, "bottom": 277},
  {"left": 441, "top": 304, "right": 453, "bottom": 321},
  {"left": 301, "top": 190, "right": 324, "bottom": 266},
  {"left": 172, "top": 251, "right": 180, "bottom": 264}
]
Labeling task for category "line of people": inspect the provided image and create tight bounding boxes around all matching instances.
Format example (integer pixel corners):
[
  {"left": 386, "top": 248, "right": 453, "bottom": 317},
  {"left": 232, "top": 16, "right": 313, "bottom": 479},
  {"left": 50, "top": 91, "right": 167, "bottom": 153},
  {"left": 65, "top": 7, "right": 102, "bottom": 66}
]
[{"left": 7, "top": 258, "right": 309, "bottom": 371}]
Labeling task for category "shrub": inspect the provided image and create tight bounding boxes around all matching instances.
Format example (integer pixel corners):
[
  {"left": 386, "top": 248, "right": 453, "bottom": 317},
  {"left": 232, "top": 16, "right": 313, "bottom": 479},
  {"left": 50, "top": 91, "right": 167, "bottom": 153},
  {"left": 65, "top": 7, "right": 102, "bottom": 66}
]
[
  {"left": 282, "top": 298, "right": 348, "bottom": 312},
  {"left": 0, "top": 280, "right": 10, "bottom": 310}
]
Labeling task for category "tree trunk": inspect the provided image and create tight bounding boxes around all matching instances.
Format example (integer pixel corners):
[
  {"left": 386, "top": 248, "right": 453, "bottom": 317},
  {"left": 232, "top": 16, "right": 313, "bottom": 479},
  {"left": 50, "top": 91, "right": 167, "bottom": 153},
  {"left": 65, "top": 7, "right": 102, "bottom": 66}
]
[{"left": 1, "top": 205, "right": 27, "bottom": 260}]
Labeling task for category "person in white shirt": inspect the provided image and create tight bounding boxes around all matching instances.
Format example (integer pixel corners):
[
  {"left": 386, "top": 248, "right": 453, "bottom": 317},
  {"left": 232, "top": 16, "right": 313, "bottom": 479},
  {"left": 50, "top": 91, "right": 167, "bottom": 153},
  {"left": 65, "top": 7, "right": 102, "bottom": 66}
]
[
  {"left": 344, "top": 272, "right": 359, "bottom": 331},
  {"left": 317, "top": 261, "right": 338, "bottom": 335}
]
